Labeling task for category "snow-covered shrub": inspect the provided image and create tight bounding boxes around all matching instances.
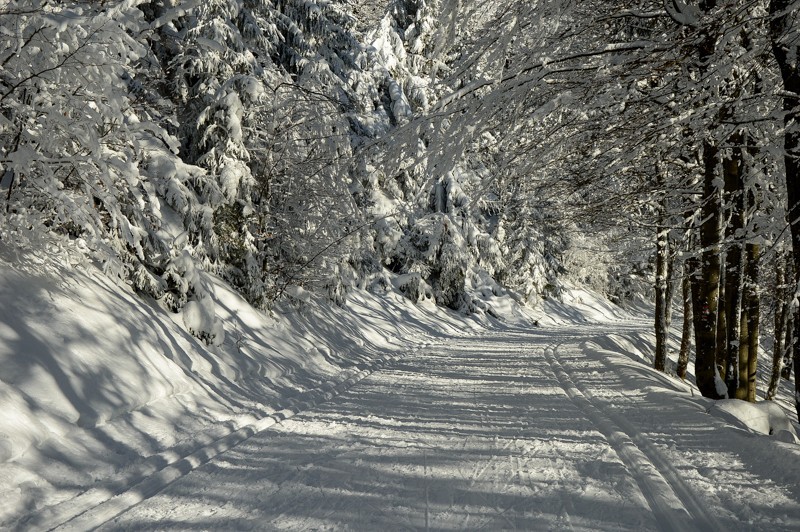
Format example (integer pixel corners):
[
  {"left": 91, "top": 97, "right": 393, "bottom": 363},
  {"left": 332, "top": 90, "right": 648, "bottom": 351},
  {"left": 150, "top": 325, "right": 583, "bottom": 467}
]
[
  {"left": 167, "top": 250, "right": 225, "bottom": 345},
  {"left": 0, "top": 1, "right": 219, "bottom": 308},
  {"left": 394, "top": 214, "right": 470, "bottom": 309},
  {"left": 394, "top": 272, "right": 433, "bottom": 303}
]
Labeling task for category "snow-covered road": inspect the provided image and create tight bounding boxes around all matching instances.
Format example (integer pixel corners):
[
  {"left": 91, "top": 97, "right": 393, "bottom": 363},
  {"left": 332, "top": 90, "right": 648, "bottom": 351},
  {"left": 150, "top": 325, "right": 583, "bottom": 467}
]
[{"left": 84, "top": 325, "right": 800, "bottom": 530}]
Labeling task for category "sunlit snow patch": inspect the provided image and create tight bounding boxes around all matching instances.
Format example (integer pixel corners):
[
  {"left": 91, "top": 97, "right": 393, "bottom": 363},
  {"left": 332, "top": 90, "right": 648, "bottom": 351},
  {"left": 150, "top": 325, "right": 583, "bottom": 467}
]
[{"left": 709, "top": 400, "right": 799, "bottom": 443}]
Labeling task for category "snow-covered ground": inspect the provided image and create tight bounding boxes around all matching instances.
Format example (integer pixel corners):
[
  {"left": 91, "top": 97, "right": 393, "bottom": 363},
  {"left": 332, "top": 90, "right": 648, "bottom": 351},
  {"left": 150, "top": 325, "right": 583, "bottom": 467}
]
[
  {"left": 3, "top": 248, "right": 800, "bottom": 530},
  {"left": 98, "top": 326, "right": 800, "bottom": 531}
]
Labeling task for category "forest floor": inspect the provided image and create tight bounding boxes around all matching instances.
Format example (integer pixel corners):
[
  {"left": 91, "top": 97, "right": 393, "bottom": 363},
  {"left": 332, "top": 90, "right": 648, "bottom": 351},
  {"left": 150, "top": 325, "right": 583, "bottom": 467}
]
[{"left": 3, "top": 252, "right": 800, "bottom": 531}]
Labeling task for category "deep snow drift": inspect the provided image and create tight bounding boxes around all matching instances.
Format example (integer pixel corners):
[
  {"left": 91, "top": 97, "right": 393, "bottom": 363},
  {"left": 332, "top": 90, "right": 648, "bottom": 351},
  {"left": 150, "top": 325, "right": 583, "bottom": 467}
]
[{"left": 2, "top": 246, "right": 799, "bottom": 530}]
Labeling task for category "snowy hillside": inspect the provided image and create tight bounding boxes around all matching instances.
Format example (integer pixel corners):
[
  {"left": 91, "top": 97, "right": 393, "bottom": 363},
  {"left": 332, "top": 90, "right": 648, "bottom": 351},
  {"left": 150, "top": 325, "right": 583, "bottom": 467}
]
[
  {"left": 0, "top": 243, "right": 481, "bottom": 527},
  {"left": 2, "top": 253, "right": 799, "bottom": 530}
]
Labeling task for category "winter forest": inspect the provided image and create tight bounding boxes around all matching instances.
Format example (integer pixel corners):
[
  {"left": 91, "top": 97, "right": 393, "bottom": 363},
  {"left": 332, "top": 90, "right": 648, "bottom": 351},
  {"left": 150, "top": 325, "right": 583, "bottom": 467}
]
[{"left": 4, "top": 0, "right": 800, "bottom": 529}]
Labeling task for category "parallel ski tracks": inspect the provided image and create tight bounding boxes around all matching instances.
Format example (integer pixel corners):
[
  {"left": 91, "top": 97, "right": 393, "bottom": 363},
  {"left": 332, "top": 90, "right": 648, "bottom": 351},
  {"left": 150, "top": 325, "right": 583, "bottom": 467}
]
[
  {"left": 13, "top": 345, "right": 429, "bottom": 532},
  {"left": 544, "top": 343, "right": 723, "bottom": 532},
  {"left": 16, "top": 329, "right": 739, "bottom": 531}
]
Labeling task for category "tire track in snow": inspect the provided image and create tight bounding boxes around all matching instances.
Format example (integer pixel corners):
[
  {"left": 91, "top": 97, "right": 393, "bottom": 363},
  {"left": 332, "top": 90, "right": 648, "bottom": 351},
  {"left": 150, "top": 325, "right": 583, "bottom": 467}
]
[
  {"left": 16, "top": 345, "right": 430, "bottom": 532},
  {"left": 544, "top": 343, "right": 723, "bottom": 532}
]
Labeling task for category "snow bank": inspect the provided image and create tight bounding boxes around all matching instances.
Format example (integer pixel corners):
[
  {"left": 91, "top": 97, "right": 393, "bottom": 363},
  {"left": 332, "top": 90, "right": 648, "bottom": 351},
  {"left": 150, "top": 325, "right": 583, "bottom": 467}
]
[
  {"left": 579, "top": 310, "right": 800, "bottom": 444},
  {"left": 709, "top": 400, "right": 799, "bottom": 443},
  {"left": 536, "top": 284, "right": 634, "bottom": 326},
  {"left": 0, "top": 245, "right": 468, "bottom": 526}
]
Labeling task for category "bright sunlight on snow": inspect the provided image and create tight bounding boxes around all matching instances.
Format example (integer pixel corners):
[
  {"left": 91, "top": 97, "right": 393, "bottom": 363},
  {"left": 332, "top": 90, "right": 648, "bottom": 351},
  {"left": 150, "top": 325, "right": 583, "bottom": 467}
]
[
  {"left": 2, "top": 250, "right": 799, "bottom": 531},
  {"left": 4, "top": 1, "right": 800, "bottom": 531}
]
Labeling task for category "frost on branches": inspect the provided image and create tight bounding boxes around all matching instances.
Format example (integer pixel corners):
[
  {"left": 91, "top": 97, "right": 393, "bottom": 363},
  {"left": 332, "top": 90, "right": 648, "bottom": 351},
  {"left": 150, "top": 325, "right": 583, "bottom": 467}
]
[
  {"left": 0, "top": 1, "right": 221, "bottom": 326},
  {"left": 1, "top": 0, "right": 576, "bottom": 344}
]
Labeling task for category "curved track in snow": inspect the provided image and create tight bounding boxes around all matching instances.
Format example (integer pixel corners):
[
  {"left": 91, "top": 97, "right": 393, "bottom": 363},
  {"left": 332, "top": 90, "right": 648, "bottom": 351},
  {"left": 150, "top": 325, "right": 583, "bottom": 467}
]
[
  {"left": 544, "top": 343, "right": 722, "bottom": 532},
  {"left": 35, "top": 325, "right": 800, "bottom": 531}
]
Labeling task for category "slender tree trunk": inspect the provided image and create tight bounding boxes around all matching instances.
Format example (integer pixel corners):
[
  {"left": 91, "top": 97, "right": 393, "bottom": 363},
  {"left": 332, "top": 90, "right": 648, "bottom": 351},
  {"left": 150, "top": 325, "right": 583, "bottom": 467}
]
[
  {"left": 784, "top": 310, "right": 794, "bottom": 381},
  {"left": 744, "top": 241, "right": 760, "bottom": 401},
  {"left": 716, "top": 262, "right": 728, "bottom": 383},
  {"left": 741, "top": 177, "right": 761, "bottom": 402},
  {"left": 770, "top": 0, "right": 800, "bottom": 420},
  {"left": 654, "top": 196, "right": 670, "bottom": 372},
  {"left": 665, "top": 249, "right": 676, "bottom": 331},
  {"left": 783, "top": 244, "right": 796, "bottom": 387},
  {"left": 678, "top": 259, "right": 694, "bottom": 380},
  {"left": 723, "top": 141, "right": 745, "bottom": 397},
  {"left": 693, "top": 141, "right": 725, "bottom": 398},
  {"left": 724, "top": 252, "right": 743, "bottom": 397},
  {"left": 768, "top": 252, "right": 787, "bottom": 400},
  {"left": 794, "top": 307, "right": 800, "bottom": 420},
  {"left": 782, "top": 252, "right": 795, "bottom": 382},
  {"left": 737, "top": 302, "right": 751, "bottom": 400}
]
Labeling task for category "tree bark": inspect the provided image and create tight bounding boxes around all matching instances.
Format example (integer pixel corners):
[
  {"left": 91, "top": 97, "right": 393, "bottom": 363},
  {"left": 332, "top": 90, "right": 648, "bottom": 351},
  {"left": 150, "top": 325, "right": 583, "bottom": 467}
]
[
  {"left": 770, "top": 0, "right": 800, "bottom": 420},
  {"left": 723, "top": 139, "right": 745, "bottom": 398},
  {"left": 654, "top": 190, "right": 670, "bottom": 372},
  {"left": 665, "top": 248, "right": 676, "bottom": 332},
  {"left": 784, "top": 310, "right": 794, "bottom": 381},
  {"left": 767, "top": 251, "right": 787, "bottom": 400},
  {"left": 693, "top": 141, "right": 725, "bottom": 398},
  {"left": 737, "top": 305, "right": 750, "bottom": 400},
  {"left": 716, "top": 262, "right": 727, "bottom": 384},
  {"left": 677, "top": 258, "right": 694, "bottom": 380},
  {"left": 744, "top": 241, "right": 760, "bottom": 402}
]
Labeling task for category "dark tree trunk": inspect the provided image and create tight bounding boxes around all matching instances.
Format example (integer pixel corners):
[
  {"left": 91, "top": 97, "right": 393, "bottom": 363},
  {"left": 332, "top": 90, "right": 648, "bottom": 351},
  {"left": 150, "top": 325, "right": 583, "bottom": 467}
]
[
  {"left": 693, "top": 141, "right": 725, "bottom": 398},
  {"left": 744, "top": 241, "right": 760, "bottom": 402},
  {"left": 654, "top": 199, "right": 670, "bottom": 372},
  {"left": 742, "top": 177, "right": 761, "bottom": 402},
  {"left": 723, "top": 139, "right": 745, "bottom": 398},
  {"left": 770, "top": 0, "right": 800, "bottom": 420},
  {"left": 716, "top": 262, "right": 728, "bottom": 384},
  {"left": 784, "top": 310, "right": 794, "bottom": 381},
  {"left": 794, "top": 307, "right": 800, "bottom": 421},
  {"left": 677, "top": 259, "right": 694, "bottom": 380},
  {"left": 665, "top": 248, "right": 676, "bottom": 332},
  {"left": 767, "top": 251, "right": 788, "bottom": 400},
  {"left": 738, "top": 303, "right": 751, "bottom": 400}
]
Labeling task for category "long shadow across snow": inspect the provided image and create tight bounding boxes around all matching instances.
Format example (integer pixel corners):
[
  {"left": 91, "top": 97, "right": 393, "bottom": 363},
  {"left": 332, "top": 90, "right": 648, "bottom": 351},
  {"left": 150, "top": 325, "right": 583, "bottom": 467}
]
[{"left": 105, "top": 330, "right": 661, "bottom": 531}]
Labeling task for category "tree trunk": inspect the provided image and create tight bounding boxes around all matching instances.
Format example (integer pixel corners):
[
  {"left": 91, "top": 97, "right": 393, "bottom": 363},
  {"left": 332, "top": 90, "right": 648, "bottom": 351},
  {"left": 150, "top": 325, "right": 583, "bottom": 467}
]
[
  {"left": 770, "top": 0, "right": 800, "bottom": 420},
  {"left": 693, "top": 141, "right": 725, "bottom": 399},
  {"left": 716, "top": 262, "right": 728, "bottom": 384},
  {"left": 737, "top": 302, "right": 751, "bottom": 400},
  {"left": 723, "top": 140, "right": 745, "bottom": 398},
  {"left": 744, "top": 241, "right": 760, "bottom": 402},
  {"left": 784, "top": 310, "right": 794, "bottom": 381},
  {"left": 783, "top": 242, "right": 796, "bottom": 387},
  {"left": 794, "top": 307, "right": 800, "bottom": 421},
  {"left": 665, "top": 249, "right": 676, "bottom": 332},
  {"left": 782, "top": 255, "right": 795, "bottom": 382},
  {"left": 654, "top": 201, "right": 670, "bottom": 372},
  {"left": 724, "top": 252, "right": 743, "bottom": 397},
  {"left": 767, "top": 252, "right": 787, "bottom": 400},
  {"left": 677, "top": 259, "right": 694, "bottom": 380}
]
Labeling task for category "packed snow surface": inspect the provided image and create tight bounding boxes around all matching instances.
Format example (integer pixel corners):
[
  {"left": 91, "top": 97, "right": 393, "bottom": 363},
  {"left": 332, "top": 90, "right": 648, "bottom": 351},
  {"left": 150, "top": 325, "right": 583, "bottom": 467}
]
[{"left": 2, "top": 252, "right": 800, "bottom": 530}]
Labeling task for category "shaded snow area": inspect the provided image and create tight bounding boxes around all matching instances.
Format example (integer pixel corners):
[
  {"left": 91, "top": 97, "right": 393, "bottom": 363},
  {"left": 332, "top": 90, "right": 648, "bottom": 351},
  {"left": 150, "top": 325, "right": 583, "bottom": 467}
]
[{"left": 3, "top": 251, "right": 800, "bottom": 531}]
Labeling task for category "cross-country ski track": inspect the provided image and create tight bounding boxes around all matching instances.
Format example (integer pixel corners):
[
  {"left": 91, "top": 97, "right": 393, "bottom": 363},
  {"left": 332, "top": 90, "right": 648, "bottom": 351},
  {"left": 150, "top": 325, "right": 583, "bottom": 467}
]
[{"left": 32, "top": 323, "right": 800, "bottom": 531}]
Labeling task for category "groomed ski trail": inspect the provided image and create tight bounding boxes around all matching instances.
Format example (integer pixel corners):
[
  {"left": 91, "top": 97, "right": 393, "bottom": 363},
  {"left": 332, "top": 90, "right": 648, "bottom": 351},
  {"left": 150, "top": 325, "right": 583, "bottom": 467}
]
[
  {"left": 16, "top": 345, "right": 434, "bottom": 532},
  {"left": 544, "top": 343, "right": 722, "bottom": 532},
  {"left": 68, "top": 326, "right": 800, "bottom": 530}
]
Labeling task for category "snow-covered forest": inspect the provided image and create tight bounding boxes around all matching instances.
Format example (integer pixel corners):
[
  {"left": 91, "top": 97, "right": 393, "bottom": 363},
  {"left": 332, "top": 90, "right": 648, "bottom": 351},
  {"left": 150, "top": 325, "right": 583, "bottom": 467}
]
[{"left": 3, "top": 0, "right": 800, "bottom": 529}]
